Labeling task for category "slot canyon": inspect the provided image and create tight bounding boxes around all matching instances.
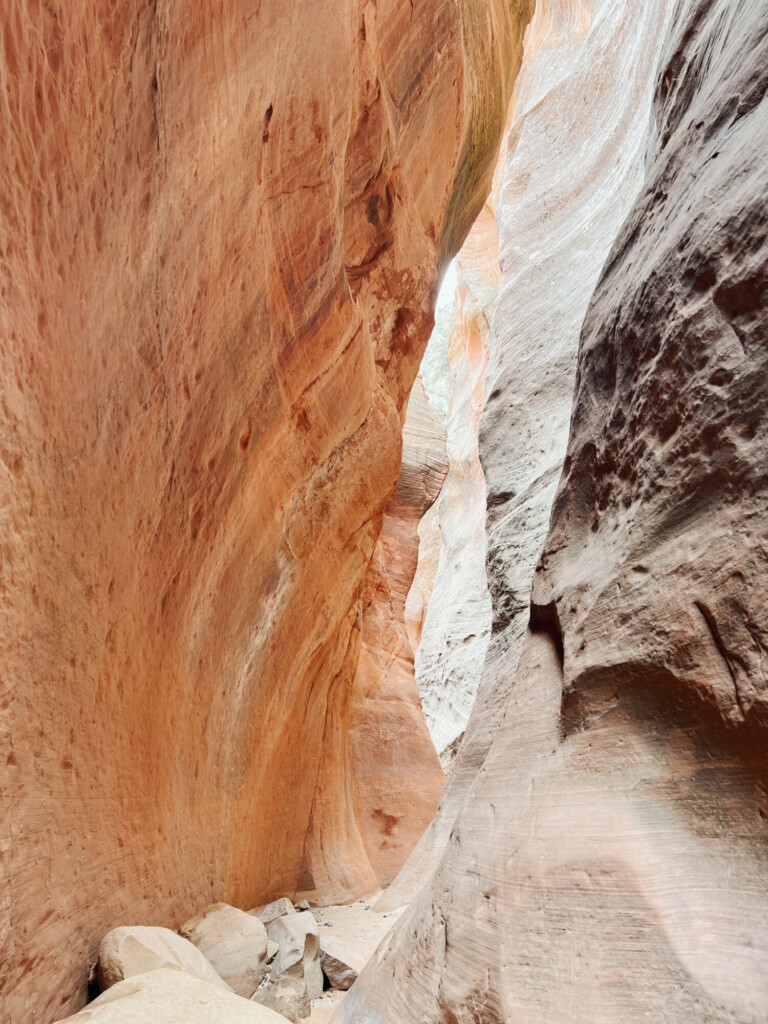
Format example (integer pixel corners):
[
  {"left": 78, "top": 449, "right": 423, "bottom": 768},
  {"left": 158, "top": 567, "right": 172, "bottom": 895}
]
[{"left": 0, "top": 0, "right": 766, "bottom": 1022}]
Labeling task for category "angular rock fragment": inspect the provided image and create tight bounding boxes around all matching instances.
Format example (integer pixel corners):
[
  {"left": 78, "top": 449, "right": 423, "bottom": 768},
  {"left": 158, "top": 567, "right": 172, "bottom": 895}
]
[
  {"left": 252, "top": 974, "right": 309, "bottom": 1024},
  {"left": 55, "top": 968, "right": 290, "bottom": 1023},
  {"left": 251, "top": 897, "right": 297, "bottom": 925},
  {"left": 96, "top": 926, "right": 231, "bottom": 992},
  {"left": 180, "top": 903, "right": 269, "bottom": 997},
  {"left": 252, "top": 912, "right": 323, "bottom": 1021},
  {"left": 319, "top": 935, "right": 362, "bottom": 991}
]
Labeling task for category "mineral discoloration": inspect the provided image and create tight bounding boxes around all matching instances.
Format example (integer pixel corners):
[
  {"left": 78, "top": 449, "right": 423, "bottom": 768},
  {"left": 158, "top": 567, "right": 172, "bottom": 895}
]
[
  {"left": 0, "top": 1, "right": 533, "bottom": 1019},
  {"left": 341, "top": 1, "right": 768, "bottom": 1021}
]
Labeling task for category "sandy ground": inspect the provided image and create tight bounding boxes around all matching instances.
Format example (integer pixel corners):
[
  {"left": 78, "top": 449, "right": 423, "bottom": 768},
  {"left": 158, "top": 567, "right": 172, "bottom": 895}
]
[{"left": 308, "top": 897, "right": 405, "bottom": 1023}]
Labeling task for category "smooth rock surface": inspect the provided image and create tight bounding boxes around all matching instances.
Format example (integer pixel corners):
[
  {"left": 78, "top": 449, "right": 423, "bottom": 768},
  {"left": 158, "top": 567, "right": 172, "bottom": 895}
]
[
  {"left": 296, "top": 380, "right": 447, "bottom": 905},
  {"left": 380, "top": 0, "right": 676, "bottom": 913},
  {"left": 55, "top": 969, "right": 289, "bottom": 1024},
  {"left": 97, "top": 925, "right": 231, "bottom": 993},
  {"left": 0, "top": 1, "right": 534, "bottom": 1019},
  {"left": 410, "top": 217, "right": 496, "bottom": 764},
  {"left": 338, "top": 1, "right": 768, "bottom": 1021},
  {"left": 180, "top": 903, "right": 269, "bottom": 998}
]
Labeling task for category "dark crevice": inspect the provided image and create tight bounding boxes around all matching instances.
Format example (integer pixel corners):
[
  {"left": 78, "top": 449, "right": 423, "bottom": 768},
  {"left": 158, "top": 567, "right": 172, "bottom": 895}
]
[
  {"left": 528, "top": 598, "right": 564, "bottom": 670},
  {"left": 694, "top": 600, "right": 746, "bottom": 718}
]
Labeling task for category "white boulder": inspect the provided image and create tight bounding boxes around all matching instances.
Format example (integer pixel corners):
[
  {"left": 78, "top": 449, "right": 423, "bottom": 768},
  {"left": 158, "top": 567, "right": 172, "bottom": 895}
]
[
  {"left": 180, "top": 903, "right": 269, "bottom": 997},
  {"left": 55, "top": 968, "right": 289, "bottom": 1023},
  {"left": 252, "top": 911, "right": 323, "bottom": 1021},
  {"left": 96, "top": 926, "right": 231, "bottom": 992}
]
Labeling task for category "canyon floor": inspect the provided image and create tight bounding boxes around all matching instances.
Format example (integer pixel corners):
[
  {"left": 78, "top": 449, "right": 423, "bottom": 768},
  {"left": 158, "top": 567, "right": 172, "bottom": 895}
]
[{"left": 306, "top": 900, "right": 404, "bottom": 1023}]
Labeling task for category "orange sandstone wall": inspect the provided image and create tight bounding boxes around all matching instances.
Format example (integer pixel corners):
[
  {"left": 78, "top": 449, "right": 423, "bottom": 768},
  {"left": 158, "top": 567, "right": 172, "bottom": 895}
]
[
  {"left": 0, "top": 0, "right": 533, "bottom": 1019},
  {"left": 295, "top": 378, "right": 447, "bottom": 905}
]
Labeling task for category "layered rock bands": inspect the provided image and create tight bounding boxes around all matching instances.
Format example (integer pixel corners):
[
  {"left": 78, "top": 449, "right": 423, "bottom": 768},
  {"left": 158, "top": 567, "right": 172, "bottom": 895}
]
[
  {"left": 0, "top": 1, "right": 534, "bottom": 1019},
  {"left": 342, "top": 1, "right": 768, "bottom": 1021}
]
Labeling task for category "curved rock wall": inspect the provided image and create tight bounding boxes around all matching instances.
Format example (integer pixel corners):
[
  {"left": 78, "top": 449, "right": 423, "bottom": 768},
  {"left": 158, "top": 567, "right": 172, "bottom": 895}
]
[
  {"left": 340, "top": 0, "right": 768, "bottom": 1020},
  {"left": 0, "top": 1, "right": 534, "bottom": 1019},
  {"left": 408, "top": 208, "right": 498, "bottom": 765},
  {"left": 298, "top": 378, "right": 447, "bottom": 904},
  {"left": 377, "top": 0, "right": 676, "bottom": 914},
  {"left": 346, "top": 2, "right": 768, "bottom": 1024}
]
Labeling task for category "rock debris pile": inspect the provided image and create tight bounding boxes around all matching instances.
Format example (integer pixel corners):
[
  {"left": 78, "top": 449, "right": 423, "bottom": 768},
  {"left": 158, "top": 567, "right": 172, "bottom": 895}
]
[{"left": 57, "top": 898, "right": 378, "bottom": 1024}]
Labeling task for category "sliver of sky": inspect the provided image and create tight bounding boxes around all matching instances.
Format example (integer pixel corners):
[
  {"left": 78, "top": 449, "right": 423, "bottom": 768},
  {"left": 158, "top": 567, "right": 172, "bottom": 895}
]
[{"left": 420, "top": 260, "right": 457, "bottom": 419}]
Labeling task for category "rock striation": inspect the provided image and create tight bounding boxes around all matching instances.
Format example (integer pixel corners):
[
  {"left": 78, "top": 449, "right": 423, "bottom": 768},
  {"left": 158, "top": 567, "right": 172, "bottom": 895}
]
[
  {"left": 379, "top": 0, "right": 676, "bottom": 913},
  {"left": 0, "top": 1, "right": 534, "bottom": 1019},
  {"left": 339, "top": 0, "right": 768, "bottom": 1021},
  {"left": 296, "top": 378, "right": 447, "bottom": 905}
]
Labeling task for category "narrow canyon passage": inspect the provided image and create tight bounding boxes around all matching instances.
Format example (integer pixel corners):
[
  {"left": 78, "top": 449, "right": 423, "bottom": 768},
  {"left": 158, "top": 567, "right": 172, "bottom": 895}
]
[{"left": 1, "top": 0, "right": 767, "bottom": 1022}]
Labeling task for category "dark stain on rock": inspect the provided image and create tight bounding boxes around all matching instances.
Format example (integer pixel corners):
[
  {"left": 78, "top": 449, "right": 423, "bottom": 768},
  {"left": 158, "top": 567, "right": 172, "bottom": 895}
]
[{"left": 372, "top": 807, "right": 399, "bottom": 836}]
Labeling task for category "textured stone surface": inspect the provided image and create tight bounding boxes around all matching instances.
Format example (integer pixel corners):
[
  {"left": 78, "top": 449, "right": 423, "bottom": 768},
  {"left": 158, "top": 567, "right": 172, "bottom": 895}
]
[
  {"left": 56, "top": 969, "right": 289, "bottom": 1024},
  {"left": 296, "top": 379, "right": 447, "bottom": 905},
  {"left": 409, "top": 211, "right": 496, "bottom": 764},
  {"left": 338, "top": 1, "right": 768, "bottom": 1021},
  {"left": 532, "top": 0, "right": 768, "bottom": 730},
  {"left": 97, "top": 925, "right": 231, "bottom": 993},
  {"left": 180, "top": 903, "right": 269, "bottom": 997},
  {"left": 253, "top": 912, "right": 324, "bottom": 1022},
  {"left": 0, "top": 1, "right": 533, "bottom": 1019},
  {"left": 251, "top": 899, "right": 296, "bottom": 926},
  {"left": 380, "top": 0, "right": 675, "bottom": 913}
]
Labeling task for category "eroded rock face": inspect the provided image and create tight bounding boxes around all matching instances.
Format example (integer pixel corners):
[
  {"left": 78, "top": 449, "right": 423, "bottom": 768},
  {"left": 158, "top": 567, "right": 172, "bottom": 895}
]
[
  {"left": 296, "top": 379, "right": 447, "bottom": 904},
  {"left": 379, "top": 0, "right": 676, "bottom": 914},
  {"left": 342, "top": 0, "right": 768, "bottom": 1019},
  {"left": 340, "top": 1, "right": 768, "bottom": 1021},
  {"left": 532, "top": 0, "right": 768, "bottom": 729},
  {"left": 0, "top": 1, "right": 533, "bottom": 1019}
]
